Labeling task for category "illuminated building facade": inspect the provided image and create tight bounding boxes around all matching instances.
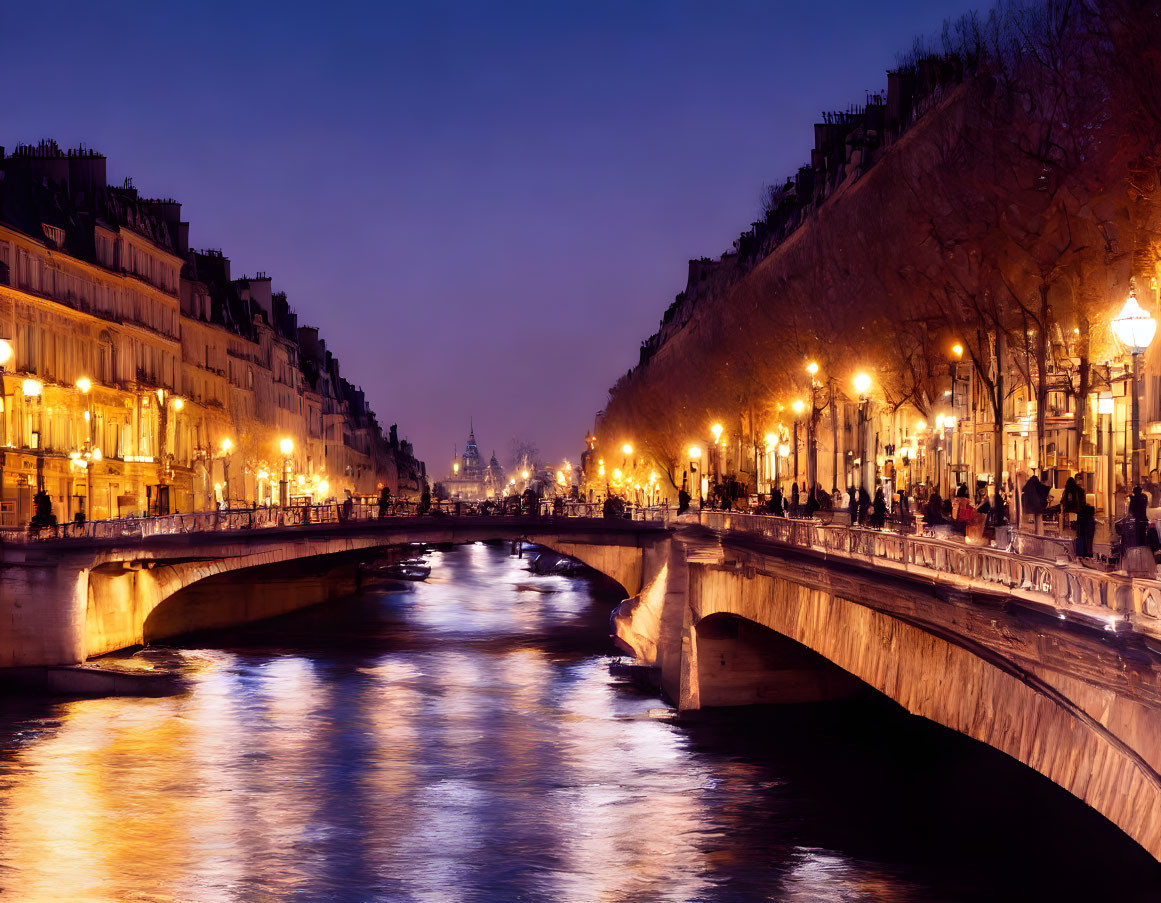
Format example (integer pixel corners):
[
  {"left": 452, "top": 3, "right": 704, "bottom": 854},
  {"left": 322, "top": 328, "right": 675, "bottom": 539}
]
[{"left": 0, "top": 141, "right": 423, "bottom": 525}]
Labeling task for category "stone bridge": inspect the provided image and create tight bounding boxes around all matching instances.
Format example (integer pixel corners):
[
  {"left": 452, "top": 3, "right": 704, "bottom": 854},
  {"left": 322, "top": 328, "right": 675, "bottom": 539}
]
[
  {"left": 611, "top": 519, "right": 1161, "bottom": 863},
  {"left": 0, "top": 516, "right": 668, "bottom": 668}
]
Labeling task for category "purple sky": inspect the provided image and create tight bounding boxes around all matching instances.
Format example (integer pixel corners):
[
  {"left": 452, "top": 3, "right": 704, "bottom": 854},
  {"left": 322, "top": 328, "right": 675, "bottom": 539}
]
[{"left": 2, "top": 0, "right": 972, "bottom": 472}]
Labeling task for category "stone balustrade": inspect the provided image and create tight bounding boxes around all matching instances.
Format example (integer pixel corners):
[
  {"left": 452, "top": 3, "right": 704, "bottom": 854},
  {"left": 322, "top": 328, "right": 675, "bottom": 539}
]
[{"left": 699, "top": 510, "right": 1161, "bottom": 639}]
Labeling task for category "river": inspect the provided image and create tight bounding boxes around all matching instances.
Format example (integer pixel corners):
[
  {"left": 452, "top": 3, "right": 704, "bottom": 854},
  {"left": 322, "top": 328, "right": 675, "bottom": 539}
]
[{"left": 0, "top": 541, "right": 1157, "bottom": 901}]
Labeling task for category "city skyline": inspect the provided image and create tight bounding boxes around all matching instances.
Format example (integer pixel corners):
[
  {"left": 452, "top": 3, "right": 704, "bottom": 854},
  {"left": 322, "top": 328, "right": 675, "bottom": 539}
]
[{"left": 0, "top": 0, "right": 971, "bottom": 468}]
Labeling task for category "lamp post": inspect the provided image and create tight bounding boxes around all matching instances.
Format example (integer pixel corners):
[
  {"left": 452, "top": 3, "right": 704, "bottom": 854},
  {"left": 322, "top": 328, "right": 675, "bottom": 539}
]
[
  {"left": 1111, "top": 289, "right": 1157, "bottom": 488},
  {"left": 689, "top": 445, "right": 702, "bottom": 505},
  {"left": 279, "top": 437, "right": 294, "bottom": 507},
  {"left": 710, "top": 423, "right": 723, "bottom": 486},
  {"left": 791, "top": 399, "right": 805, "bottom": 493},
  {"left": 220, "top": 438, "right": 233, "bottom": 509},
  {"left": 1098, "top": 394, "right": 1115, "bottom": 517},
  {"left": 0, "top": 339, "right": 11, "bottom": 525},
  {"left": 806, "top": 362, "right": 819, "bottom": 495},
  {"left": 853, "top": 372, "right": 872, "bottom": 494}
]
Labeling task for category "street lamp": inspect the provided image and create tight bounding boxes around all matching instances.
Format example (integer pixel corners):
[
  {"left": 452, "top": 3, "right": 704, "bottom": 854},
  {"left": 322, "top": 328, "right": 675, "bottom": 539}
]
[
  {"left": 790, "top": 399, "right": 805, "bottom": 492},
  {"left": 710, "top": 423, "right": 724, "bottom": 485},
  {"left": 1111, "top": 289, "right": 1157, "bottom": 487},
  {"left": 220, "top": 438, "right": 233, "bottom": 508},
  {"left": 279, "top": 437, "right": 294, "bottom": 507},
  {"left": 805, "top": 363, "right": 821, "bottom": 499},
  {"left": 689, "top": 445, "right": 702, "bottom": 504},
  {"left": 853, "top": 372, "right": 872, "bottom": 494}
]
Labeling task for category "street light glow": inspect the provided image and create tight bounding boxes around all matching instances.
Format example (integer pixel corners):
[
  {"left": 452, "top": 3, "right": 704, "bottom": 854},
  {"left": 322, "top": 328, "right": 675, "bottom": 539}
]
[
  {"left": 21, "top": 379, "right": 42, "bottom": 397},
  {"left": 221, "top": 438, "right": 232, "bottom": 453},
  {"left": 853, "top": 372, "right": 872, "bottom": 395},
  {"left": 621, "top": 443, "right": 633, "bottom": 454},
  {"left": 764, "top": 432, "right": 776, "bottom": 446},
  {"left": 1111, "top": 291, "right": 1157, "bottom": 352},
  {"left": 521, "top": 470, "right": 530, "bottom": 480},
  {"left": 792, "top": 399, "right": 805, "bottom": 415},
  {"left": 0, "top": 339, "right": 11, "bottom": 367},
  {"left": 689, "top": 446, "right": 701, "bottom": 459},
  {"left": 173, "top": 397, "right": 184, "bottom": 410},
  {"left": 806, "top": 362, "right": 819, "bottom": 376},
  {"left": 279, "top": 438, "right": 294, "bottom": 455},
  {"left": 710, "top": 423, "right": 723, "bottom": 441},
  {"left": 76, "top": 377, "right": 92, "bottom": 393},
  {"left": 952, "top": 343, "right": 964, "bottom": 358}
]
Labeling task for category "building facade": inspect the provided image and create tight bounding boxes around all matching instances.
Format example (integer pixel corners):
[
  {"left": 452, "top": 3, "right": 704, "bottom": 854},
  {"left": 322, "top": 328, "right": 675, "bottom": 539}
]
[{"left": 0, "top": 141, "right": 423, "bottom": 526}]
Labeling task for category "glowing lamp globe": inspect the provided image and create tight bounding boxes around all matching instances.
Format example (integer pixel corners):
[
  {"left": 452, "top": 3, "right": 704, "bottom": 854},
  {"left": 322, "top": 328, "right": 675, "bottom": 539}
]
[
  {"left": 792, "top": 400, "right": 805, "bottom": 415},
  {"left": 76, "top": 377, "right": 92, "bottom": 394},
  {"left": 853, "top": 372, "right": 872, "bottom": 396},
  {"left": 279, "top": 438, "right": 294, "bottom": 455},
  {"left": 688, "top": 446, "right": 701, "bottom": 459},
  {"left": 764, "top": 433, "right": 776, "bottom": 447},
  {"left": 621, "top": 443, "right": 633, "bottom": 455},
  {"left": 806, "top": 362, "right": 819, "bottom": 376},
  {"left": 0, "top": 339, "right": 11, "bottom": 367},
  {"left": 710, "top": 423, "right": 723, "bottom": 442},
  {"left": 1111, "top": 292, "right": 1157, "bottom": 353},
  {"left": 21, "top": 379, "right": 42, "bottom": 397}
]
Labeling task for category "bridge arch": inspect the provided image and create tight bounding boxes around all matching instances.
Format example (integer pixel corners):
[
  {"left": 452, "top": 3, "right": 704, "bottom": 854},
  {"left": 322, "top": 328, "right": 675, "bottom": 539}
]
[
  {"left": 683, "top": 565, "right": 1161, "bottom": 861},
  {"left": 71, "top": 522, "right": 669, "bottom": 661}
]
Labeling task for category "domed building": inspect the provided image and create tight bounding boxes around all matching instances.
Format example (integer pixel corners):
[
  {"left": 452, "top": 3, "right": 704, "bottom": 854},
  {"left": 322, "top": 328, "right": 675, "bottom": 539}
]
[{"left": 445, "top": 424, "right": 505, "bottom": 499}]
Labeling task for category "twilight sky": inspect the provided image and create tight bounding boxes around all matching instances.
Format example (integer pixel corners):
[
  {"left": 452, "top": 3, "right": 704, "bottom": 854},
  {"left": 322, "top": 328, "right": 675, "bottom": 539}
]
[{"left": 2, "top": 0, "right": 971, "bottom": 472}]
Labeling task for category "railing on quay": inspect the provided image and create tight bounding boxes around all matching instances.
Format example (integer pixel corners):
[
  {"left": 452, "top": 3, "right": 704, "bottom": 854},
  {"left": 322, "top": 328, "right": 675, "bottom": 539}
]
[
  {"left": 0, "top": 500, "right": 672, "bottom": 545},
  {"left": 698, "top": 509, "right": 1161, "bottom": 637}
]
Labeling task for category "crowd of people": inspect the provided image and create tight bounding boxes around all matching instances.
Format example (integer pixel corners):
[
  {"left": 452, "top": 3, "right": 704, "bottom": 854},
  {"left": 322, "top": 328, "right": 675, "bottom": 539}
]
[{"left": 682, "top": 469, "right": 1129, "bottom": 561}]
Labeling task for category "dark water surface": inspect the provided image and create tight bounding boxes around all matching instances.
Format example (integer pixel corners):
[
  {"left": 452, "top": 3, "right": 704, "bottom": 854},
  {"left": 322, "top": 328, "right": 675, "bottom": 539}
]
[{"left": 0, "top": 541, "right": 1158, "bottom": 902}]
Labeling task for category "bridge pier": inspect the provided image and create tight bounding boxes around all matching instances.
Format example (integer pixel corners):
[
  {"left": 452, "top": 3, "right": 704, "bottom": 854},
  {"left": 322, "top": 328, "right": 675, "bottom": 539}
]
[{"left": 0, "top": 556, "right": 89, "bottom": 667}]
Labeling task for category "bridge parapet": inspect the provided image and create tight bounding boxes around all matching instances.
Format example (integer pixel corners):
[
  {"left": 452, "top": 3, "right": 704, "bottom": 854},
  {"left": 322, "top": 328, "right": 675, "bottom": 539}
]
[{"left": 700, "top": 510, "right": 1161, "bottom": 640}]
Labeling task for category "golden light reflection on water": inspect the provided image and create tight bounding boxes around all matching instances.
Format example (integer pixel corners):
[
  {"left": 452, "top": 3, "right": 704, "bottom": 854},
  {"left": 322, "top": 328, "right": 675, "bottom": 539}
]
[{"left": 0, "top": 543, "right": 1125, "bottom": 901}]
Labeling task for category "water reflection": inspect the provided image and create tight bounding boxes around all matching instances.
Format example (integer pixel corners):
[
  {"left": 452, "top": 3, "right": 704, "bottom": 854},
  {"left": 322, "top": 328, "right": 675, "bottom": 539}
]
[{"left": 0, "top": 541, "right": 1156, "bottom": 902}]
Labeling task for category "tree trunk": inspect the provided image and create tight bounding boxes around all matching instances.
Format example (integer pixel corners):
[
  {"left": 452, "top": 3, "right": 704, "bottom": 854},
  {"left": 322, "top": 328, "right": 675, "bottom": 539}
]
[
  {"left": 1075, "top": 315, "right": 1090, "bottom": 472},
  {"left": 994, "top": 331, "right": 1007, "bottom": 519},
  {"left": 1035, "top": 283, "right": 1050, "bottom": 472}
]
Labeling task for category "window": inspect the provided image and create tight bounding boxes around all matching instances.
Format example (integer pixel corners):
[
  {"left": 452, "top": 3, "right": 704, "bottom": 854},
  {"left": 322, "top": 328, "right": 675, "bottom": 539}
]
[{"left": 98, "top": 331, "right": 115, "bottom": 384}]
